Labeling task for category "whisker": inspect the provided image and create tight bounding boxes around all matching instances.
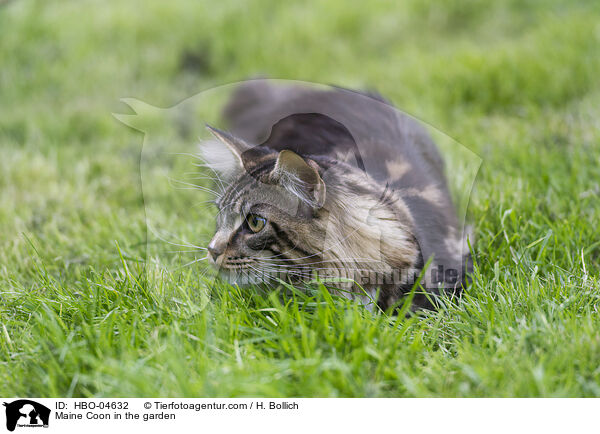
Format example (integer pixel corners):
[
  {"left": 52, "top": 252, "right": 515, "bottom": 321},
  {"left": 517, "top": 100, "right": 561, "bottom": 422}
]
[
  {"left": 160, "top": 249, "right": 208, "bottom": 254},
  {"left": 255, "top": 254, "right": 387, "bottom": 266},
  {"left": 191, "top": 199, "right": 218, "bottom": 210},
  {"left": 147, "top": 224, "right": 208, "bottom": 251},
  {"left": 167, "top": 177, "right": 221, "bottom": 196},
  {"left": 173, "top": 255, "right": 210, "bottom": 271}
]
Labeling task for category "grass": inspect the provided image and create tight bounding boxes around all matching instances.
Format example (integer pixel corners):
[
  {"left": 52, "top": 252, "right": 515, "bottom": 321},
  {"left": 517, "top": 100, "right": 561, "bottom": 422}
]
[{"left": 1, "top": 0, "right": 600, "bottom": 397}]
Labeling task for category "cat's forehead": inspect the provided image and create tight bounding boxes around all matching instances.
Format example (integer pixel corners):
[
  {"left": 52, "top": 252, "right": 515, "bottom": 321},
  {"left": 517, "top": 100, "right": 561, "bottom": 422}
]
[{"left": 216, "top": 173, "right": 302, "bottom": 218}]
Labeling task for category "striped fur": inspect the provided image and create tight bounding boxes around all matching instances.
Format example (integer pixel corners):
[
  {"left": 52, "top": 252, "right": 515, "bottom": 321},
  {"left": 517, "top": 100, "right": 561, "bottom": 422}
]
[{"left": 202, "top": 82, "right": 471, "bottom": 310}]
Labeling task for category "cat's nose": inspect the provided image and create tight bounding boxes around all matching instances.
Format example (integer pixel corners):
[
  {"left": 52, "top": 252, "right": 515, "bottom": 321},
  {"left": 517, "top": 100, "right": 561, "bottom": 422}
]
[
  {"left": 208, "top": 246, "right": 223, "bottom": 261},
  {"left": 207, "top": 236, "right": 226, "bottom": 261}
]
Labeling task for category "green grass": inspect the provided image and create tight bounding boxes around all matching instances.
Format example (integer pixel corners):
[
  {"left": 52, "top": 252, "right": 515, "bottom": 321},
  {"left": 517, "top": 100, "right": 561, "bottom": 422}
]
[{"left": 2, "top": 0, "right": 600, "bottom": 397}]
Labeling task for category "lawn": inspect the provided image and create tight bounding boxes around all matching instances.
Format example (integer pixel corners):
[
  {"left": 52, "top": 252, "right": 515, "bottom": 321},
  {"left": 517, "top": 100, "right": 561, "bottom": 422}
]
[{"left": 1, "top": 0, "right": 600, "bottom": 397}]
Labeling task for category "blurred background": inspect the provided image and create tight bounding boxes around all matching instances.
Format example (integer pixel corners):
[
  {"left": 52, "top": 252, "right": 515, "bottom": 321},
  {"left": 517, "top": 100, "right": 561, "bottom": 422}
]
[
  {"left": 2, "top": 0, "right": 599, "bottom": 267},
  {"left": 2, "top": 0, "right": 598, "bottom": 239}
]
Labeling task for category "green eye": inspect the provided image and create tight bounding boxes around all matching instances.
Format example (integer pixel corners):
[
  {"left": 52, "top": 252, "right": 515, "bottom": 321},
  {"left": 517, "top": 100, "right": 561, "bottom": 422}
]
[{"left": 247, "top": 214, "right": 266, "bottom": 233}]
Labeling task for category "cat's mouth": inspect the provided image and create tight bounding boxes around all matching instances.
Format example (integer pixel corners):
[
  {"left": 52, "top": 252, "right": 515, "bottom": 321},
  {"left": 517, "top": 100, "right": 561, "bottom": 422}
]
[
  {"left": 212, "top": 257, "right": 275, "bottom": 286},
  {"left": 214, "top": 256, "right": 257, "bottom": 270}
]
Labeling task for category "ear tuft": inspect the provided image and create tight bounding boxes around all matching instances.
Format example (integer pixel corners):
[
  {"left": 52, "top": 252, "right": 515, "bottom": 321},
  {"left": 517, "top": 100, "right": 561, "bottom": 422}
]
[
  {"left": 198, "top": 139, "right": 240, "bottom": 179},
  {"left": 198, "top": 125, "right": 253, "bottom": 178},
  {"left": 206, "top": 124, "right": 252, "bottom": 163},
  {"left": 271, "top": 150, "right": 326, "bottom": 208}
]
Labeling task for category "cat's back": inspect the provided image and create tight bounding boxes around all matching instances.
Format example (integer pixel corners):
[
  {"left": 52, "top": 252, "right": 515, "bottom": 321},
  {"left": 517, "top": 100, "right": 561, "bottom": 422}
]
[{"left": 223, "top": 81, "right": 445, "bottom": 191}]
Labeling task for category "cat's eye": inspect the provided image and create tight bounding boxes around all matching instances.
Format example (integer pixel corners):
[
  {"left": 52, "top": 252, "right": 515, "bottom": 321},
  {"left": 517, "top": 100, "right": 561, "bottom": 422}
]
[{"left": 246, "top": 214, "right": 266, "bottom": 233}]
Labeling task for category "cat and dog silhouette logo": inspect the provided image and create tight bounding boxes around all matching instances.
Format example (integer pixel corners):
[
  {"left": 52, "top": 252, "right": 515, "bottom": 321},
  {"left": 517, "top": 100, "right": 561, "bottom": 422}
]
[{"left": 2, "top": 400, "right": 50, "bottom": 431}]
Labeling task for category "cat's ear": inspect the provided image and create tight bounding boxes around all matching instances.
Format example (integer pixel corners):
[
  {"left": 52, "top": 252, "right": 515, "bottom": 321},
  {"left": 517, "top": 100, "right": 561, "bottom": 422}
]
[
  {"left": 199, "top": 125, "right": 252, "bottom": 178},
  {"left": 271, "top": 150, "right": 326, "bottom": 208}
]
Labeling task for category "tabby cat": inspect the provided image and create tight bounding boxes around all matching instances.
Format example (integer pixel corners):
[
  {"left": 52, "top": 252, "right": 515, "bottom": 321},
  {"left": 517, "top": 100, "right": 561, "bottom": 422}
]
[{"left": 200, "top": 81, "right": 470, "bottom": 310}]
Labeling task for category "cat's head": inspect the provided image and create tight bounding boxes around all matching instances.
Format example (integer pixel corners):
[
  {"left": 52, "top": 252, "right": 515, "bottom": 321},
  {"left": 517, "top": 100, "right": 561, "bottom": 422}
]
[{"left": 200, "top": 125, "right": 421, "bottom": 289}]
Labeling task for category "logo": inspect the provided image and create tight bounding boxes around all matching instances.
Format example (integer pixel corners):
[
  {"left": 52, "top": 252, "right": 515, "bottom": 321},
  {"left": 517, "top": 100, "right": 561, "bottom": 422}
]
[{"left": 3, "top": 400, "right": 50, "bottom": 432}]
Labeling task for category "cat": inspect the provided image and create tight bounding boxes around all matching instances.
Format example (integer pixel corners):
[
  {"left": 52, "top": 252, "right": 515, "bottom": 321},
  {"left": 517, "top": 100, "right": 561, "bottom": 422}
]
[{"left": 199, "top": 81, "right": 471, "bottom": 310}]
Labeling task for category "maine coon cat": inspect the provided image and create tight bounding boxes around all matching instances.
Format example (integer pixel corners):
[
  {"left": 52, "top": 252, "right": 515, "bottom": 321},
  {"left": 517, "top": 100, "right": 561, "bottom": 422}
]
[{"left": 200, "top": 81, "right": 471, "bottom": 310}]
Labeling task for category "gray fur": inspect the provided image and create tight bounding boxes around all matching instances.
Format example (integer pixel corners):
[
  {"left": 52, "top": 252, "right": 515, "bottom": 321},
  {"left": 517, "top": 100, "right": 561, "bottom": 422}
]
[{"left": 203, "top": 81, "right": 471, "bottom": 310}]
